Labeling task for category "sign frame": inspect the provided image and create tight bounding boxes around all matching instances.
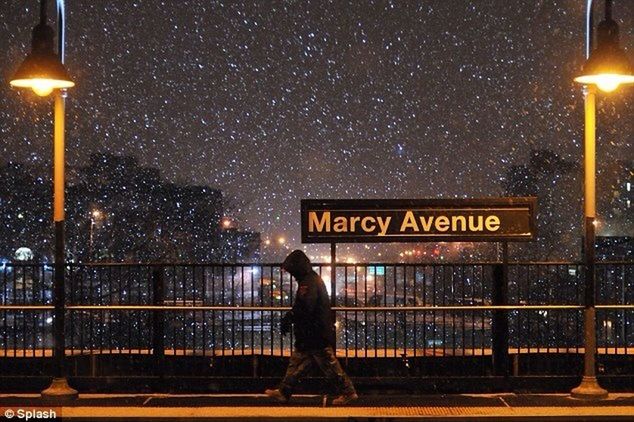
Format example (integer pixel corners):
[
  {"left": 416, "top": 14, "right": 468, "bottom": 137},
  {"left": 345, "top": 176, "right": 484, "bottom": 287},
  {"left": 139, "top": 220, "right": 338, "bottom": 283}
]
[{"left": 301, "top": 197, "right": 537, "bottom": 244}]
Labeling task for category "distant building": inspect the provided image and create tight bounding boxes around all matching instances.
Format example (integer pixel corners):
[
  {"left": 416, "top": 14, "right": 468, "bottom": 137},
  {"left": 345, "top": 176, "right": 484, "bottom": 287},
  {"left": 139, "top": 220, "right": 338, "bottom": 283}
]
[
  {"left": 0, "top": 162, "right": 50, "bottom": 261},
  {"left": 598, "top": 159, "right": 633, "bottom": 237},
  {"left": 0, "top": 154, "right": 260, "bottom": 263},
  {"left": 503, "top": 152, "right": 633, "bottom": 261},
  {"left": 503, "top": 149, "right": 581, "bottom": 260},
  {"left": 219, "top": 228, "right": 261, "bottom": 263}
]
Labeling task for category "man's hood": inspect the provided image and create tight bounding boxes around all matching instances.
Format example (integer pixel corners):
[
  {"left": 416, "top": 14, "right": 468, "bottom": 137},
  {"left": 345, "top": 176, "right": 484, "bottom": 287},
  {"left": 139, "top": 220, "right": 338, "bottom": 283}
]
[{"left": 281, "top": 250, "right": 312, "bottom": 278}]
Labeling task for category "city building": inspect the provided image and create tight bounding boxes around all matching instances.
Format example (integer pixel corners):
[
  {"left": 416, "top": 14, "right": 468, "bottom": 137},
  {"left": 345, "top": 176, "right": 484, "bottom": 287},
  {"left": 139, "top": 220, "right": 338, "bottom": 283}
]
[{"left": 0, "top": 154, "right": 260, "bottom": 263}]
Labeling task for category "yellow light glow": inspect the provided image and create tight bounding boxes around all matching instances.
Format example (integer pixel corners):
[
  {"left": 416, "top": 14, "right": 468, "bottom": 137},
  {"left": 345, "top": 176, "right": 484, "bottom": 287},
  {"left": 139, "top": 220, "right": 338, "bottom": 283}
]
[
  {"left": 10, "top": 78, "right": 75, "bottom": 97},
  {"left": 33, "top": 84, "right": 54, "bottom": 96},
  {"left": 574, "top": 73, "right": 634, "bottom": 92}
]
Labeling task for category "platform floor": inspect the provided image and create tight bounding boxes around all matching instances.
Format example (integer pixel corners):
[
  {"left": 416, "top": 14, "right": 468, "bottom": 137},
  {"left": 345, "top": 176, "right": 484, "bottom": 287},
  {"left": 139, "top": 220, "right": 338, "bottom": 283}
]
[{"left": 1, "top": 393, "right": 633, "bottom": 421}]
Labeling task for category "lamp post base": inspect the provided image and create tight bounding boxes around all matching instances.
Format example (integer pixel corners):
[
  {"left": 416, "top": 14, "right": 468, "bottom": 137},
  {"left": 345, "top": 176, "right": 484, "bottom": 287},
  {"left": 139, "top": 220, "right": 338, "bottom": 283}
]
[
  {"left": 41, "top": 378, "right": 78, "bottom": 401},
  {"left": 571, "top": 376, "right": 608, "bottom": 400}
]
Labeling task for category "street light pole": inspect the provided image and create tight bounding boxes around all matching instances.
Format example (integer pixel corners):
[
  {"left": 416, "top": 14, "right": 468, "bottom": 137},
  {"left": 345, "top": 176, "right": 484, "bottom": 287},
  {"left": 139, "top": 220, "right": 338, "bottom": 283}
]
[
  {"left": 41, "top": 0, "right": 77, "bottom": 400},
  {"left": 9, "top": 0, "right": 75, "bottom": 396},
  {"left": 89, "top": 210, "right": 102, "bottom": 261},
  {"left": 41, "top": 81, "right": 77, "bottom": 400},
  {"left": 570, "top": 82, "right": 608, "bottom": 400},
  {"left": 89, "top": 215, "right": 95, "bottom": 260},
  {"left": 570, "top": 0, "right": 607, "bottom": 401},
  {"left": 571, "top": 0, "right": 633, "bottom": 399}
]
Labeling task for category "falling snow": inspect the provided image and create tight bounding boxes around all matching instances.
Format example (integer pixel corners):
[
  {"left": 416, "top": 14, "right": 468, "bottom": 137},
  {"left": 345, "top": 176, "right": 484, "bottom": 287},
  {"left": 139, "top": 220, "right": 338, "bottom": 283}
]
[{"left": 0, "top": 1, "right": 632, "bottom": 262}]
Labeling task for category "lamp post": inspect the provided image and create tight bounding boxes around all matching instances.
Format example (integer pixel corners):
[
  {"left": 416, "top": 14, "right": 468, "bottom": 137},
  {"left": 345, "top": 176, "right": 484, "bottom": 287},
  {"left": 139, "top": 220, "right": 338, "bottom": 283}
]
[
  {"left": 10, "top": 0, "right": 77, "bottom": 399},
  {"left": 89, "top": 209, "right": 102, "bottom": 261},
  {"left": 571, "top": 0, "right": 633, "bottom": 400}
]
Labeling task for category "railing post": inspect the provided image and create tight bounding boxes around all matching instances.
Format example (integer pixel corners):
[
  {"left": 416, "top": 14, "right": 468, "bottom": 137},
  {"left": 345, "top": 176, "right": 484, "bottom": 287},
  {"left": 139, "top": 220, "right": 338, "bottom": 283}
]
[
  {"left": 492, "top": 244, "right": 509, "bottom": 377},
  {"left": 152, "top": 266, "right": 165, "bottom": 377},
  {"left": 330, "top": 243, "right": 337, "bottom": 352}
]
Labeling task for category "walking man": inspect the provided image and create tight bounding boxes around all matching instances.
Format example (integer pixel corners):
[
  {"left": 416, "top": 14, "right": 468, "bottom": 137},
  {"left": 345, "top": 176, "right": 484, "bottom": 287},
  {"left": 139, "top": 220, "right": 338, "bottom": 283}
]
[{"left": 265, "top": 250, "right": 357, "bottom": 405}]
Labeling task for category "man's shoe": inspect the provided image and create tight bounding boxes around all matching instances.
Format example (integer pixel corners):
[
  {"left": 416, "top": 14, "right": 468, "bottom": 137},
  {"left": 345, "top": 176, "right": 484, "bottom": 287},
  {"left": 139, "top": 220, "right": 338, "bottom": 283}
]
[
  {"left": 332, "top": 392, "right": 358, "bottom": 405},
  {"left": 265, "top": 388, "right": 288, "bottom": 403}
]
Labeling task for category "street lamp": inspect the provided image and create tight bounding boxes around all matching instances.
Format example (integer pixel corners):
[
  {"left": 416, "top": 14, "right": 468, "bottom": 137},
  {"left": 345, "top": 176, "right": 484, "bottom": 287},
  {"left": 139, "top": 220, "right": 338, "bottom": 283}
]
[
  {"left": 571, "top": 0, "right": 633, "bottom": 400},
  {"left": 89, "top": 209, "right": 103, "bottom": 261},
  {"left": 221, "top": 217, "right": 233, "bottom": 229},
  {"left": 10, "top": 0, "right": 74, "bottom": 96},
  {"left": 574, "top": 1, "right": 634, "bottom": 92},
  {"left": 9, "top": 0, "right": 77, "bottom": 400}
]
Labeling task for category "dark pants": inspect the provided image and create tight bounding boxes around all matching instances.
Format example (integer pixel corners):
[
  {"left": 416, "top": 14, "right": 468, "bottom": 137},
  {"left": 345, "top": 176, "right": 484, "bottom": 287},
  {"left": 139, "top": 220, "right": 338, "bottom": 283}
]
[{"left": 279, "top": 347, "right": 356, "bottom": 398}]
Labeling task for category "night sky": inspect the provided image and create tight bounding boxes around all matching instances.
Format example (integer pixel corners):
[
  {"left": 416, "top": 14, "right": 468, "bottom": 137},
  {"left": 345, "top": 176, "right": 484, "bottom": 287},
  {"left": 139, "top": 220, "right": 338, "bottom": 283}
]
[{"left": 1, "top": 1, "right": 632, "bottom": 260}]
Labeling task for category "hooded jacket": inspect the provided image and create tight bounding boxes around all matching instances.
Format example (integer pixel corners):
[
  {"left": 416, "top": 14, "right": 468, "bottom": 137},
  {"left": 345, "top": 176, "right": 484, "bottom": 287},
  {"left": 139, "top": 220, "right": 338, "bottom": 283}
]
[{"left": 281, "top": 250, "right": 335, "bottom": 351}]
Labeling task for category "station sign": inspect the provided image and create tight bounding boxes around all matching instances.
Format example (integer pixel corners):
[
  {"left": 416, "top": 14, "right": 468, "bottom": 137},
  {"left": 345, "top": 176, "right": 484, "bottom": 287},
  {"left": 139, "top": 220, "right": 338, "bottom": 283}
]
[{"left": 301, "top": 198, "right": 536, "bottom": 243}]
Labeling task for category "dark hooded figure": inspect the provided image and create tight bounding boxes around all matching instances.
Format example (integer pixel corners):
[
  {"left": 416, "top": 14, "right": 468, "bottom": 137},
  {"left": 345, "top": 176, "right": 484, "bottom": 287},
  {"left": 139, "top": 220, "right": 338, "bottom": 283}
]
[
  {"left": 265, "top": 250, "right": 357, "bottom": 405},
  {"left": 283, "top": 249, "right": 334, "bottom": 351}
]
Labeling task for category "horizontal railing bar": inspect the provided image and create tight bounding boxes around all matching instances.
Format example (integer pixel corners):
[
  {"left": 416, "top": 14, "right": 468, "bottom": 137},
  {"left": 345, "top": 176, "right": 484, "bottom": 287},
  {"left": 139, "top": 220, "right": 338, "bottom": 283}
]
[
  {"left": 66, "top": 305, "right": 290, "bottom": 311},
  {"left": 1, "top": 262, "right": 631, "bottom": 272},
  {"left": 67, "top": 305, "right": 585, "bottom": 311},
  {"left": 336, "top": 305, "right": 586, "bottom": 311},
  {"left": 2, "top": 305, "right": 631, "bottom": 312},
  {"left": 595, "top": 305, "right": 634, "bottom": 309},
  {"left": 0, "top": 305, "right": 55, "bottom": 310},
  {"left": 2, "top": 261, "right": 632, "bottom": 269},
  {"left": 65, "top": 262, "right": 584, "bottom": 267},
  {"left": 65, "top": 260, "right": 632, "bottom": 266}
]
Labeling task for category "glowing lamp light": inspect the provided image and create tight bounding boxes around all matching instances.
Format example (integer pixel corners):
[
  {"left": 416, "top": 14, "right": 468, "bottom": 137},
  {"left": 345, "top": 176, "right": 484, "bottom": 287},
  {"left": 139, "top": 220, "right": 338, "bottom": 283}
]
[
  {"left": 10, "top": 13, "right": 74, "bottom": 96},
  {"left": 11, "top": 77, "right": 74, "bottom": 97},
  {"left": 575, "top": 74, "right": 634, "bottom": 92},
  {"left": 574, "top": 13, "right": 633, "bottom": 92},
  {"left": 33, "top": 81, "right": 55, "bottom": 97}
]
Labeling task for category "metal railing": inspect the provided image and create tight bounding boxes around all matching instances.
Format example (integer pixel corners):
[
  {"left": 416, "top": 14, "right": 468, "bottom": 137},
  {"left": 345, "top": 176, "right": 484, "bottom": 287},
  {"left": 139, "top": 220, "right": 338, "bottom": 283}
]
[{"left": 0, "top": 262, "right": 632, "bottom": 377}]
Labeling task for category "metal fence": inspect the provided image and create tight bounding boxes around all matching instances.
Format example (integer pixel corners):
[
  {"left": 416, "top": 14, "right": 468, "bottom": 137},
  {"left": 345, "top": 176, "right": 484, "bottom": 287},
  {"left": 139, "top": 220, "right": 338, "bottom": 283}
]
[{"left": 0, "top": 262, "right": 632, "bottom": 376}]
